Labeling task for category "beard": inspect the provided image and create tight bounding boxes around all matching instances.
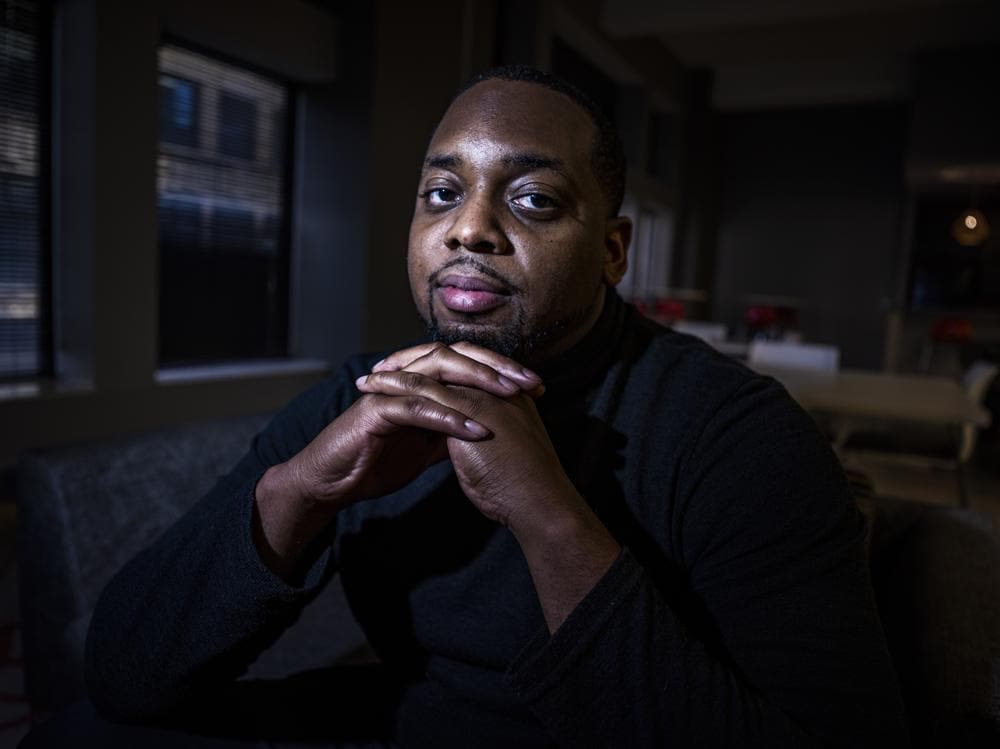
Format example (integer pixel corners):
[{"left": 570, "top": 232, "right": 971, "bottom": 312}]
[
  {"left": 422, "top": 295, "right": 596, "bottom": 361},
  {"left": 418, "top": 257, "right": 601, "bottom": 362}
]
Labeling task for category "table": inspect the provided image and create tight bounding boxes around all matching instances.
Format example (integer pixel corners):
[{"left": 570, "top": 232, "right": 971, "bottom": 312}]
[{"left": 752, "top": 366, "right": 992, "bottom": 429}]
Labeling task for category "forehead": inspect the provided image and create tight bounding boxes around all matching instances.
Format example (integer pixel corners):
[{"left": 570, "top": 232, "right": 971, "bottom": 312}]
[{"left": 428, "top": 80, "right": 595, "bottom": 169}]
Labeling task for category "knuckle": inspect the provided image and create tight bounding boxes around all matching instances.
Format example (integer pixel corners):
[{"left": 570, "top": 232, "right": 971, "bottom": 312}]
[
  {"left": 455, "top": 387, "right": 487, "bottom": 416},
  {"left": 395, "top": 371, "right": 424, "bottom": 392},
  {"left": 401, "top": 395, "right": 429, "bottom": 417}
]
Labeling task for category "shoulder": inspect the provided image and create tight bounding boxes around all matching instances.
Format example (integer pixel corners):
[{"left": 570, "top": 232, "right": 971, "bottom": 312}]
[
  {"left": 613, "top": 310, "right": 849, "bottom": 537},
  {"left": 613, "top": 308, "right": 783, "bottom": 437}
]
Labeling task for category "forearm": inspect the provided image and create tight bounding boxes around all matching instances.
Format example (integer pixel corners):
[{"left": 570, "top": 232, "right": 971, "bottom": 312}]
[
  {"left": 85, "top": 469, "right": 334, "bottom": 722},
  {"left": 509, "top": 486, "right": 620, "bottom": 633},
  {"left": 508, "top": 550, "right": 904, "bottom": 748}
]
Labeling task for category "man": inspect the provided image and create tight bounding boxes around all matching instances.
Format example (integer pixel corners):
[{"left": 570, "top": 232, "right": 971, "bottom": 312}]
[{"left": 27, "top": 65, "right": 907, "bottom": 747}]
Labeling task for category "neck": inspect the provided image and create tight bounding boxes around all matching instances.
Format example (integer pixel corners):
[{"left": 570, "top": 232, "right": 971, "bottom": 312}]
[
  {"left": 520, "top": 286, "right": 608, "bottom": 367},
  {"left": 532, "top": 288, "right": 625, "bottom": 399}
]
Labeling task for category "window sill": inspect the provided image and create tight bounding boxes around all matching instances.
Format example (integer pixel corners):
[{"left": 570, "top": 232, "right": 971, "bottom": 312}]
[
  {"left": 154, "top": 358, "right": 330, "bottom": 385},
  {"left": 0, "top": 378, "right": 93, "bottom": 402}
]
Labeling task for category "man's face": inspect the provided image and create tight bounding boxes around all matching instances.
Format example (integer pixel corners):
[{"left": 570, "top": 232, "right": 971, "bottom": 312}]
[{"left": 407, "top": 80, "right": 629, "bottom": 362}]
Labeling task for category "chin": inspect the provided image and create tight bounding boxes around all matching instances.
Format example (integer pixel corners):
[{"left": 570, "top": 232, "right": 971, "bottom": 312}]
[{"left": 427, "top": 320, "right": 526, "bottom": 359}]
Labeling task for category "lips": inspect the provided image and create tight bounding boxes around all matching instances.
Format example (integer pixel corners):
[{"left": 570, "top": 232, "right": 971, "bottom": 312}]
[{"left": 435, "top": 273, "right": 510, "bottom": 314}]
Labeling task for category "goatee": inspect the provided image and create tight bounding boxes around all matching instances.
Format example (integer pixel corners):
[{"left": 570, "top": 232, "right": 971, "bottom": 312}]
[{"left": 423, "top": 300, "right": 594, "bottom": 362}]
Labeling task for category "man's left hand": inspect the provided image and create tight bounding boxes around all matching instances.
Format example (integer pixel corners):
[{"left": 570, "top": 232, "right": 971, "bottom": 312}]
[{"left": 358, "top": 342, "right": 621, "bottom": 632}]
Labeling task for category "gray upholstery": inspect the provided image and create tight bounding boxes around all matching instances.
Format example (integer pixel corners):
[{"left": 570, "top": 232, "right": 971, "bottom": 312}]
[
  {"left": 15, "top": 414, "right": 368, "bottom": 722},
  {"left": 864, "top": 496, "right": 1000, "bottom": 746}
]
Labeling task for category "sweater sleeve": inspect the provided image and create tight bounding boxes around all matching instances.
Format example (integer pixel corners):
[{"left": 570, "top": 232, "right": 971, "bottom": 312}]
[
  {"left": 507, "top": 377, "right": 909, "bottom": 747},
  {"left": 84, "top": 367, "right": 365, "bottom": 723}
]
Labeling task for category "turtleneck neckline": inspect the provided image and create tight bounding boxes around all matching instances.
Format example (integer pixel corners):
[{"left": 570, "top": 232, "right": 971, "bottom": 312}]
[{"left": 532, "top": 290, "right": 626, "bottom": 403}]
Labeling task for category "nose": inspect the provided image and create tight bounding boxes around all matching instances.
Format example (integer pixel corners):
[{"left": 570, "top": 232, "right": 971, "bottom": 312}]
[{"left": 445, "top": 192, "right": 507, "bottom": 254}]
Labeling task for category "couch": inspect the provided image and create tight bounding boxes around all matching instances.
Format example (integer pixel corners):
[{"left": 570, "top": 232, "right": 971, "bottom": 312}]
[
  {"left": 15, "top": 413, "right": 369, "bottom": 725},
  {"left": 15, "top": 415, "right": 1000, "bottom": 744}
]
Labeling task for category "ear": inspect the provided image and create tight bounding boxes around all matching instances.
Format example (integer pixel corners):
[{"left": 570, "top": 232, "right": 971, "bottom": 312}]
[{"left": 602, "top": 216, "right": 632, "bottom": 287}]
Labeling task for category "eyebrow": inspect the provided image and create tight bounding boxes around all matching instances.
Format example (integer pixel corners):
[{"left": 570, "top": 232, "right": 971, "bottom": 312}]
[
  {"left": 425, "top": 154, "right": 462, "bottom": 170},
  {"left": 502, "top": 152, "right": 565, "bottom": 173},
  {"left": 423, "top": 152, "right": 567, "bottom": 175}
]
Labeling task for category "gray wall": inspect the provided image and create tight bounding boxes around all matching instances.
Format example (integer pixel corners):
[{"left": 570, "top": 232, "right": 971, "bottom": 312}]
[{"left": 712, "top": 104, "right": 907, "bottom": 368}]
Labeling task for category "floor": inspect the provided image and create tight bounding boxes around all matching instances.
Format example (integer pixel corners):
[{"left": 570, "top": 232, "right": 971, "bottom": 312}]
[{"left": 0, "top": 454, "right": 997, "bottom": 749}]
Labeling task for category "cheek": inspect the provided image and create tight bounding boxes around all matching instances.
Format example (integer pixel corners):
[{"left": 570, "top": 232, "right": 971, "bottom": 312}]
[
  {"left": 529, "top": 227, "right": 603, "bottom": 276},
  {"left": 407, "top": 225, "right": 432, "bottom": 311}
]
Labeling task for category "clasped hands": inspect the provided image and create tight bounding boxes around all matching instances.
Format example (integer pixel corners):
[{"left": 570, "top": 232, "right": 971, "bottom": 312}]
[
  {"left": 257, "top": 340, "right": 621, "bottom": 629},
  {"left": 288, "top": 341, "right": 581, "bottom": 535}
]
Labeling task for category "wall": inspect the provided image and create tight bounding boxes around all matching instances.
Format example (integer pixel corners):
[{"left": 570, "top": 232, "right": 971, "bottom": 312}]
[
  {"left": 0, "top": 0, "right": 365, "bottom": 470},
  {"left": 0, "top": 0, "right": 688, "bottom": 472},
  {"left": 361, "top": 0, "right": 470, "bottom": 351},
  {"left": 712, "top": 103, "right": 908, "bottom": 368}
]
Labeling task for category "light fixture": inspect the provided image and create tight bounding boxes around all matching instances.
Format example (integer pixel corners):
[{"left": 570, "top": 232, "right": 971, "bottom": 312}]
[{"left": 951, "top": 207, "right": 991, "bottom": 247}]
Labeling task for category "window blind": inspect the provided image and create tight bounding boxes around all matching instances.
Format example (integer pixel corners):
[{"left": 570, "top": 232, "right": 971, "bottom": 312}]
[
  {"left": 157, "top": 43, "right": 291, "bottom": 365},
  {"left": 0, "top": 0, "right": 47, "bottom": 379}
]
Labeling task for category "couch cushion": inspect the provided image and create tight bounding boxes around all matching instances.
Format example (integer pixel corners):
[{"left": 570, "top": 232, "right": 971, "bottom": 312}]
[{"left": 16, "top": 414, "right": 367, "bottom": 719}]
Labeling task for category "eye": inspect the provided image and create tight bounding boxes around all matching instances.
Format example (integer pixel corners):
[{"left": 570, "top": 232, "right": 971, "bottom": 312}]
[
  {"left": 420, "top": 187, "right": 461, "bottom": 208},
  {"left": 511, "top": 192, "right": 558, "bottom": 213}
]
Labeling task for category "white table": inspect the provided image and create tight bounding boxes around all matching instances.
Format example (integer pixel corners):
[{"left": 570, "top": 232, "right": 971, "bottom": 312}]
[{"left": 752, "top": 366, "right": 992, "bottom": 429}]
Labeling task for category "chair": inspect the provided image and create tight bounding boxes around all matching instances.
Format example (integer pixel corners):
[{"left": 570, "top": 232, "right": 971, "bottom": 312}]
[
  {"left": 841, "top": 360, "right": 999, "bottom": 507},
  {"left": 747, "top": 340, "right": 841, "bottom": 372},
  {"left": 861, "top": 494, "right": 1000, "bottom": 745}
]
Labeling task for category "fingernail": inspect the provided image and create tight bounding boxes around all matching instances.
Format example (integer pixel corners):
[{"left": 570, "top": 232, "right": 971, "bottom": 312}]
[
  {"left": 520, "top": 367, "right": 541, "bottom": 382},
  {"left": 497, "top": 374, "right": 518, "bottom": 391},
  {"left": 371, "top": 358, "right": 386, "bottom": 371},
  {"left": 464, "top": 420, "right": 490, "bottom": 437},
  {"left": 355, "top": 375, "right": 368, "bottom": 387}
]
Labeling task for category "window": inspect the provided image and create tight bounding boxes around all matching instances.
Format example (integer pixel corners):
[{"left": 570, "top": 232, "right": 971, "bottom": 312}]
[
  {"left": 908, "top": 191, "right": 1000, "bottom": 311},
  {"left": 159, "top": 75, "right": 200, "bottom": 148},
  {"left": 218, "top": 91, "right": 256, "bottom": 160},
  {"left": 157, "top": 43, "right": 291, "bottom": 365},
  {"left": 0, "top": 0, "right": 49, "bottom": 380}
]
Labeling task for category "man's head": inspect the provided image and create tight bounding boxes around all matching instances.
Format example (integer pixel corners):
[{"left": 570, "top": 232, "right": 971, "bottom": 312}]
[{"left": 407, "top": 65, "right": 632, "bottom": 363}]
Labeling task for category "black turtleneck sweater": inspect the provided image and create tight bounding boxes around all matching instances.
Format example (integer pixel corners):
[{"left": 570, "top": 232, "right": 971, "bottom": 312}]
[{"left": 85, "top": 294, "right": 908, "bottom": 747}]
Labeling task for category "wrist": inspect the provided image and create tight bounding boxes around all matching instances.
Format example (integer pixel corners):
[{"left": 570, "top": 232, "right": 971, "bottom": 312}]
[
  {"left": 253, "top": 462, "right": 338, "bottom": 581},
  {"left": 508, "top": 487, "right": 621, "bottom": 634},
  {"left": 508, "top": 483, "right": 618, "bottom": 558}
]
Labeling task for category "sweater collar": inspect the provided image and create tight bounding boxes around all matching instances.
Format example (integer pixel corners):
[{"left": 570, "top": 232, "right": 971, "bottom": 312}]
[{"left": 532, "top": 289, "right": 626, "bottom": 404}]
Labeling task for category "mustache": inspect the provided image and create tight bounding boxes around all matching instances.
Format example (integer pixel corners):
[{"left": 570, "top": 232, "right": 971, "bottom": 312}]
[{"left": 427, "top": 257, "right": 523, "bottom": 294}]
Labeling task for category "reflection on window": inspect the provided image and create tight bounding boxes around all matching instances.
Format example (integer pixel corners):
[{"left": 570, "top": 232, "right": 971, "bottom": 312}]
[
  {"left": 156, "top": 43, "right": 290, "bottom": 366},
  {"left": 159, "top": 75, "right": 200, "bottom": 148}
]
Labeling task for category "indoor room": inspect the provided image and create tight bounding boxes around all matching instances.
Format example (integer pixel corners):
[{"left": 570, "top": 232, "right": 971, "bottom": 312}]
[{"left": 2, "top": 0, "right": 999, "bottom": 745}]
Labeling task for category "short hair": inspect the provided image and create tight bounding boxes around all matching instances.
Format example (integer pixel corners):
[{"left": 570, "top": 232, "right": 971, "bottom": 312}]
[{"left": 454, "top": 64, "right": 626, "bottom": 218}]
